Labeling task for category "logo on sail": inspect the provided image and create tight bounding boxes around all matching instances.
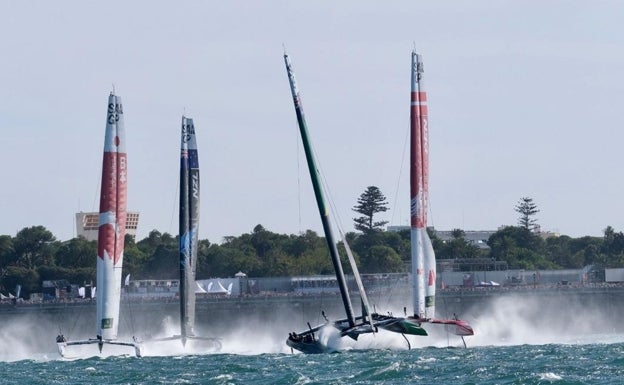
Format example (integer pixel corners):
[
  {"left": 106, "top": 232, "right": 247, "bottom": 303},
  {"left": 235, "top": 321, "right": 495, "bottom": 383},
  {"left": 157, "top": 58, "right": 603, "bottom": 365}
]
[{"left": 101, "top": 318, "right": 113, "bottom": 329}]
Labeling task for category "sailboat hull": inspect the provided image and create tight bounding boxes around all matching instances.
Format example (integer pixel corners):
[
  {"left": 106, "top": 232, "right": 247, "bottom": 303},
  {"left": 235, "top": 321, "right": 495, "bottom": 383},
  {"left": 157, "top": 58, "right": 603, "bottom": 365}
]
[
  {"left": 429, "top": 318, "right": 475, "bottom": 336},
  {"left": 286, "top": 315, "right": 377, "bottom": 354},
  {"left": 57, "top": 337, "right": 142, "bottom": 358},
  {"left": 286, "top": 337, "right": 332, "bottom": 354},
  {"left": 373, "top": 314, "right": 428, "bottom": 336}
]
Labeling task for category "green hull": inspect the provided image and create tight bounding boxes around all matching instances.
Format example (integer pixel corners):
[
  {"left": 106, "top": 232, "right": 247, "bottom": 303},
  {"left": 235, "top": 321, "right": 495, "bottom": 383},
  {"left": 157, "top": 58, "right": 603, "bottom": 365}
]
[
  {"left": 372, "top": 314, "right": 428, "bottom": 336},
  {"left": 398, "top": 319, "right": 428, "bottom": 336}
]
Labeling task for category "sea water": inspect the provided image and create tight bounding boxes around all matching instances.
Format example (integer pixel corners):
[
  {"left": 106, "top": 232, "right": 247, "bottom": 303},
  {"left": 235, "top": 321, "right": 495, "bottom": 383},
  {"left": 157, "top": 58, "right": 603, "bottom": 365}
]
[
  {"left": 3, "top": 292, "right": 624, "bottom": 384},
  {"left": 1, "top": 339, "right": 623, "bottom": 384}
]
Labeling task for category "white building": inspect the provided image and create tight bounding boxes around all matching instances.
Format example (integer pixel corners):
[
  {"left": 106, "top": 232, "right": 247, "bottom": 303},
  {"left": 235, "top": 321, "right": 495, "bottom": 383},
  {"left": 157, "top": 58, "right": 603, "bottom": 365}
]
[
  {"left": 75, "top": 211, "right": 140, "bottom": 241},
  {"left": 387, "top": 226, "right": 495, "bottom": 249}
]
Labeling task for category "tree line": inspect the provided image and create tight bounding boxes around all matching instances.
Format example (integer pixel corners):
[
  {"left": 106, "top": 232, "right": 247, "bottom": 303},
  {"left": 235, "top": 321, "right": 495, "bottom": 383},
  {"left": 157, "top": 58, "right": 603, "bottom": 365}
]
[
  {"left": 3, "top": 223, "right": 624, "bottom": 298},
  {"left": 2, "top": 191, "right": 624, "bottom": 297}
]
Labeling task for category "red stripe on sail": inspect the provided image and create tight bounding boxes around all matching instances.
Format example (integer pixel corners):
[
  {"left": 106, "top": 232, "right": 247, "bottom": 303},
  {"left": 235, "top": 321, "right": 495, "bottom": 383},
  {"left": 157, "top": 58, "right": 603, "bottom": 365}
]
[
  {"left": 410, "top": 91, "right": 425, "bottom": 228},
  {"left": 97, "top": 151, "right": 127, "bottom": 266}
]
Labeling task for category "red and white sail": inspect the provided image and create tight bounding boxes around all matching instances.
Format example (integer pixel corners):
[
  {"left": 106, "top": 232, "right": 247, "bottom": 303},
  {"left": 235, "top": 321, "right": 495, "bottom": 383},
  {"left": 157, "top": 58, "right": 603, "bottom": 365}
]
[
  {"left": 96, "top": 92, "right": 128, "bottom": 340},
  {"left": 410, "top": 51, "right": 436, "bottom": 319},
  {"left": 56, "top": 92, "right": 141, "bottom": 357},
  {"left": 409, "top": 51, "right": 474, "bottom": 339}
]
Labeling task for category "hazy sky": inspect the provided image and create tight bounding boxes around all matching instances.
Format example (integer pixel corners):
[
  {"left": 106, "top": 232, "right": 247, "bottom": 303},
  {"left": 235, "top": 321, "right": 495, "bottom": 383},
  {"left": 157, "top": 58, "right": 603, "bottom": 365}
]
[{"left": 1, "top": 1, "right": 623, "bottom": 243}]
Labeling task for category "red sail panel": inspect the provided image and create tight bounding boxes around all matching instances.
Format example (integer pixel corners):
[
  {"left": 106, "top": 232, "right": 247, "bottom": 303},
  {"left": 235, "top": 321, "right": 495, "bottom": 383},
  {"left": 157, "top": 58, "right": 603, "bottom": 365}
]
[
  {"left": 428, "top": 269, "right": 436, "bottom": 286},
  {"left": 97, "top": 155, "right": 127, "bottom": 265},
  {"left": 410, "top": 90, "right": 425, "bottom": 229},
  {"left": 97, "top": 100, "right": 127, "bottom": 266},
  {"left": 418, "top": 90, "right": 429, "bottom": 227}
]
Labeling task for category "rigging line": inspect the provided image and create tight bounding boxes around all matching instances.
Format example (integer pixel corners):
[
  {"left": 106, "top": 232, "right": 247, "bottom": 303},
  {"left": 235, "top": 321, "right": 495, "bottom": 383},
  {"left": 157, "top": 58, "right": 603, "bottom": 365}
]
[
  {"left": 312, "top": 143, "right": 345, "bottom": 236},
  {"left": 324, "top": 180, "right": 342, "bottom": 233},
  {"left": 123, "top": 286, "right": 137, "bottom": 335},
  {"left": 296, "top": 123, "right": 302, "bottom": 234},
  {"left": 122, "top": 292, "right": 131, "bottom": 332},
  {"left": 313, "top": 141, "right": 375, "bottom": 319},
  {"left": 317, "top": 294, "right": 326, "bottom": 326},
  {"left": 307, "top": 135, "right": 344, "bottom": 236},
  {"left": 67, "top": 298, "right": 85, "bottom": 336},
  {"left": 369, "top": 281, "right": 384, "bottom": 309},
  {"left": 308, "top": 141, "right": 356, "bottom": 296},
  {"left": 317, "top": 148, "right": 376, "bottom": 322},
  {"left": 390, "top": 121, "right": 410, "bottom": 225},
  {"left": 379, "top": 273, "right": 403, "bottom": 311}
]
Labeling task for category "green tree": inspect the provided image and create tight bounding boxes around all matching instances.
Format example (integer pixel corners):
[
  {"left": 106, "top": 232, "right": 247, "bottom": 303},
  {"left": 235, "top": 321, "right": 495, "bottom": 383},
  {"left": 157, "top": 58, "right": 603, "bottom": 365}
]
[
  {"left": 123, "top": 234, "right": 148, "bottom": 279},
  {"left": 199, "top": 243, "right": 263, "bottom": 278},
  {"left": 55, "top": 236, "right": 96, "bottom": 268},
  {"left": 3, "top": 266, "right": 40, "bottom": 297},
  {"left": 544, "top": 235, "right": 573, "bottom": 268},
  {"left": 285, "top": 230, "right": 331, "bottom": 275},
  {"left": 284, "top": 230, "right": 324, "bottom": 258},
  {"left": 379, "top": 230, "right": 409, "bottom": 259},
  {"left": 138, "top": 230, "right": 165, "bottom": 256},
  {"left": 139, "top": 232, "right": 177, "bottom": 279},
  {"left": 0, "top": 235, "right": 16, "bottom": 271},
  {"left": 250, "top": 224, "right": 274, "bottom": 260},
  {"left": 352, "top": 186, "right": 389, "bottom": 233},
  {"left": 360, "top": 245, "right": 404, "bottom": 273},
  {"left": 438, "top": 228, "right": 481, "bottom": 259},
  {"left": 600, "top": 226, "right": 624, "bottom": 267},
  {"left": 515, "top": 197, "right": 540, "bottom": 232},
  {"left": 13, "top": 226, "right": 57, "bottom": 269},
  {"left": 349, "top": 230, "right": 384, "bottom": 261},
  {"left": 487, "top": 226, "right": 548, "bottom": 269}
]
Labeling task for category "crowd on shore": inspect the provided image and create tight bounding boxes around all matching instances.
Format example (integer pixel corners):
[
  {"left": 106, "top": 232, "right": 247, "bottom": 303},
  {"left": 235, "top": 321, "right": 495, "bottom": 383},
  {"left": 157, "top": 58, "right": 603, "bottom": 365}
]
[{"left": 3, "top": 281, "right": 624, "bottom": 307}]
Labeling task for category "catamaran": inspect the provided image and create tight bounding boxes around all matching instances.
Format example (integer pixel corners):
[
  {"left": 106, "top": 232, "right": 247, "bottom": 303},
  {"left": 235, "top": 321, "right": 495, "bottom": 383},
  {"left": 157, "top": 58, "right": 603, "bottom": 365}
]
[
  {"left": 374, "top": 50, "right": 474, "bottom": 345},
  {"left": 56, "top": 92, "right": 142, "bottom": 357},
  {"left": 283, "top": 50, "right": 473, "bottom": 353},
  {"left": 284, "top": 52, "right": 391, "bottom": 353},
  {"left": 177, "top": 116, "right": 221, "bottom": 349},
  {"left": 147, "top": 116, "right": 221, "bottom": 351}
]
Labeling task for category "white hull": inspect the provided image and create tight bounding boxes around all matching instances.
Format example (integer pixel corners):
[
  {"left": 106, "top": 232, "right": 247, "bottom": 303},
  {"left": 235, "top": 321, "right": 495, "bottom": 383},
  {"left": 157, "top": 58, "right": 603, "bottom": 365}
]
[{"left": 96, "top": 250, "right": 123, "bottom": 340}]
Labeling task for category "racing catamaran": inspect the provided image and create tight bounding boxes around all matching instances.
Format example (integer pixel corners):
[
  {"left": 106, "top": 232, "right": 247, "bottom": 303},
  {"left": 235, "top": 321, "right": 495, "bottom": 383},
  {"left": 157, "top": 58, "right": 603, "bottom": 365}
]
[
  {"left": 284, "top": 53, "right": 374, "bottom": 353},
  {"left": 175, "top": 116, "right": 221, "bottom": 349},
  {"left": 56, "top": 92, "right": 142, "bottom": 357},
  {"left": 374, "top": 50, "right": 474, "bottom": 344},
  {"left": 145, "top": 116, "right": 221, "bottom": 351},
  {"left": 284, "top": 52, "right": 390, "bottom": 353}
]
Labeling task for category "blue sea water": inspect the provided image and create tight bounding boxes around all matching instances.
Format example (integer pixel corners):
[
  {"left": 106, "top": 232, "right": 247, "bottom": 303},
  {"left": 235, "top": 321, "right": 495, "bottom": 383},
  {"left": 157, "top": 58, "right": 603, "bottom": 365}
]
[{"left": 1, "top": 342, "right": 623, "bottom": 385}]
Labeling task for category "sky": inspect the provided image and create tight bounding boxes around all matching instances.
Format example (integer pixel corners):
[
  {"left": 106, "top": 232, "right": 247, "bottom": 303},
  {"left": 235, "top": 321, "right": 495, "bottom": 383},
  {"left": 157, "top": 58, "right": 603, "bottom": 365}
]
[{"left": 1, "top": 1, "right": 623, "bottom": 243}]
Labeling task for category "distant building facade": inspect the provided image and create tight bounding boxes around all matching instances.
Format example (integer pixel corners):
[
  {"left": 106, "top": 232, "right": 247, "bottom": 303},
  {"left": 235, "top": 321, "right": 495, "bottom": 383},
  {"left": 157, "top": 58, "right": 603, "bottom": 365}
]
[
  {"left": 75, "top": 211, "right": 140, "bottom": 241},
  {"left": 387, "top": 225, "right": 558, "bottom": 249},
  {"left": 124, "top": 278, "right": 240, "bottom": 297},
  {"left": 387, "top": 226, "right": 495, "bottom": 250}
]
